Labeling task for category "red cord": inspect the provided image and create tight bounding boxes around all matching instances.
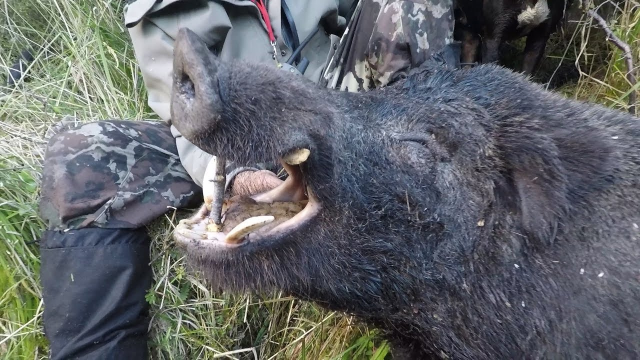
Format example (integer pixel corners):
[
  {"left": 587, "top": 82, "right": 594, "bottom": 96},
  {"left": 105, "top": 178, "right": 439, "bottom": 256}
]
[{"left": 251, "top": 0, "right": 276, "bottom": 44}]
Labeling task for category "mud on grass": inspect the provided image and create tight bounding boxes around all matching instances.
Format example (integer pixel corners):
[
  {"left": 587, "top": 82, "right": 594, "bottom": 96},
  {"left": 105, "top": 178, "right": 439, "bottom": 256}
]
[{"left": 0, "top": 0, "right": 638, "bottom": 358}]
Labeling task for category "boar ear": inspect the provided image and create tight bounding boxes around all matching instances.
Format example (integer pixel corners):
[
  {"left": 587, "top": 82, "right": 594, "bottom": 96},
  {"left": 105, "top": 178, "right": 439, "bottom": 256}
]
[{"left": 498, "top": 130, "right": 570, "bottom": 246}]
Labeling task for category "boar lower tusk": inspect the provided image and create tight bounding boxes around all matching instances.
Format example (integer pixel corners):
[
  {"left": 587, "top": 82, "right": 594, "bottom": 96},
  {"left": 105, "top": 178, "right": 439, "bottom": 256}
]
[{"left": 225, "top": 215, "right": 275, "bottom": 244}]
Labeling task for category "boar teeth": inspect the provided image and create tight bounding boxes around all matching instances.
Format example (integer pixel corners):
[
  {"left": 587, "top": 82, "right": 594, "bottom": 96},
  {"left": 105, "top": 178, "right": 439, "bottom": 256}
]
[
  {"left": 282, "top": 148, "right": 310, "bottom": 165},
  {"left": 224, "top": 215, "right": 275, "bottom": 244}
]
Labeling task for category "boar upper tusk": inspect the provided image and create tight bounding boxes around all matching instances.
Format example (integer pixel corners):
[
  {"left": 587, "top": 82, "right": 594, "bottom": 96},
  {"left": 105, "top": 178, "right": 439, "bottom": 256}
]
[{"left": 282, "top": 148, "right": 310, "bottom": 165}]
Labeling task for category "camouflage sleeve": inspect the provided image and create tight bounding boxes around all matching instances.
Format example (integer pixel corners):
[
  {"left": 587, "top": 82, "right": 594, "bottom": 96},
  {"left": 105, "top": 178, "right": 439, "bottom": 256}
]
[
  {"left": 39, "top": 120, "right": 204, "bottom": 231},
  {"left": 320, "top": 0, "right": 454, "bottom": 92},
  {"left": 367, "top": 0, "right": 455, "bottom": 88}
]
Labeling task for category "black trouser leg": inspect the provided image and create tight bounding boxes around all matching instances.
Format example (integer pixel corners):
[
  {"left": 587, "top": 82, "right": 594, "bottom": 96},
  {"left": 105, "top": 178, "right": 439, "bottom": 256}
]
[{"left": 40, "top": 228, "right": 152, "bottom": 360}]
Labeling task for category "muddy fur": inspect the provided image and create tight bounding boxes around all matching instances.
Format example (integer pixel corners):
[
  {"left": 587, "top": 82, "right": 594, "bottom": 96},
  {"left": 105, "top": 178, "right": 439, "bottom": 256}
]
[{"left": 171, "top": 29, "right": 640, "bottom": 359}]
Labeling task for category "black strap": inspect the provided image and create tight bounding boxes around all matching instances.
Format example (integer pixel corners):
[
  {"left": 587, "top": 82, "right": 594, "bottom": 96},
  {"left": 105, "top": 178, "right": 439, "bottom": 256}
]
[
  {"left": 345, "top": 0, "right": 360, "bottom": 23},
  {"left": 285, "top": 26, "right": 320, "bottom": 66},
  {"left": 281, "top": 0, "right": 300, "bottom": 64}
]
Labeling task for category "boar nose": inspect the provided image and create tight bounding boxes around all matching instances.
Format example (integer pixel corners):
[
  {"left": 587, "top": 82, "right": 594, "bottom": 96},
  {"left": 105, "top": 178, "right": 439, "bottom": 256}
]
[{"left": 170, "top": 28, "right": 222, "bottom": 139}]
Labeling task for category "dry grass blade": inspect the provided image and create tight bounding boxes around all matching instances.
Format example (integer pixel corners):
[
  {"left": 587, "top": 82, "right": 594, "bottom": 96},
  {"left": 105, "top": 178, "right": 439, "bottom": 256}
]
[{"left": 581, "top": 0, "right": 638, "bottom": 114}]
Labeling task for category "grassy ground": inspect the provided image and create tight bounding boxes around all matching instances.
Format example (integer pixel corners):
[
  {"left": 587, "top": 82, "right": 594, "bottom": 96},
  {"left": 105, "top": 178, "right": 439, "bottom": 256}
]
[{"left": 0, "top": 0, "right": 638, "bottom": 359}]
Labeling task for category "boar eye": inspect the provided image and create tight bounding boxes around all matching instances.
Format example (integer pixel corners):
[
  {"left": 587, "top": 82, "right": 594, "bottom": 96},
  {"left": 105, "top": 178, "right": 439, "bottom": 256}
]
[{"left": 393, "top": 133, "right": 450, "bottom": 163}]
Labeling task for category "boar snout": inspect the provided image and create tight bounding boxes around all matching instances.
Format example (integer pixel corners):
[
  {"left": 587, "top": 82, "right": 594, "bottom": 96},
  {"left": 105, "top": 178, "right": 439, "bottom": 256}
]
[{"left": 170, "top": 27, "right": 223, "bottom": 140}]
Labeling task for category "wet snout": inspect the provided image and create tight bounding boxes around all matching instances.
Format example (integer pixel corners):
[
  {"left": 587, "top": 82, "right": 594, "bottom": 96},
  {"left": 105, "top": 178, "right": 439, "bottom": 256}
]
[{"left": 170, "top": 27, "right": 223, "bottom": 140}]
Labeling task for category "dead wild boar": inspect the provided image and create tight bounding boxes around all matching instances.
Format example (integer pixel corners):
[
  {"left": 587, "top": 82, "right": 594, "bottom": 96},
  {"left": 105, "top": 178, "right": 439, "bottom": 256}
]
[
  {"left": 170, "top": 28, "right": 640, "bottom": 359},
  {"left": 454, "top": 0, "right": 573, "bottom": 74}
]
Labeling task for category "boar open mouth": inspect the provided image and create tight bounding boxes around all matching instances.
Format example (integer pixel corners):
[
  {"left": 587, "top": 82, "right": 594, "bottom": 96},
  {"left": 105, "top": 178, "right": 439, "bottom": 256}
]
[{"left": 174, "top": 149, "right": 321, "bottom": 248}]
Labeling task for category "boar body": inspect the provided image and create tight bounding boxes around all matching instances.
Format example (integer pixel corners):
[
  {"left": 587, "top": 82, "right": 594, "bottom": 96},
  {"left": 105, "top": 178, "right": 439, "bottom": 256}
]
[{"left": 171, "top": 29, "right": 640, "bottom": 359}]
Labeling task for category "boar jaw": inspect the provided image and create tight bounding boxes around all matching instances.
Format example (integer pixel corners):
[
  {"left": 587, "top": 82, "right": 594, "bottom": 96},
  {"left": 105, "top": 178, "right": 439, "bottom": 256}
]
[{"left": 174, "top": 160, "right": 321, "bottom": 248}]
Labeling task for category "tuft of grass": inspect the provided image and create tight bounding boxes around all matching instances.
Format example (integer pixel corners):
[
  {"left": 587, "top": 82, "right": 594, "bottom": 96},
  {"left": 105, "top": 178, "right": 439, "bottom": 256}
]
[
  {"left": 0, "top": 0, "right": 638, "bottom": 359},
  {"left": 0, "top": 163, "right": 46, "bottom": 359},
  {"left": 569, "top": 0, "right": 640, "bottom": 112},
  {"left": 498, "top": 0, "right": 640, "bottom": 113}
]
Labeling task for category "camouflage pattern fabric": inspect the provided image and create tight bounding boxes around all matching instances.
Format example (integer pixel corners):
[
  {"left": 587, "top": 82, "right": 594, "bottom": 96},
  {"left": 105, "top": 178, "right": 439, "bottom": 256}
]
[
  {"left": 39, "top": 120, "right": 203, "bottom": 231},
  {"left": 320, "top": 0, "right": 455, "bottom": 92}
]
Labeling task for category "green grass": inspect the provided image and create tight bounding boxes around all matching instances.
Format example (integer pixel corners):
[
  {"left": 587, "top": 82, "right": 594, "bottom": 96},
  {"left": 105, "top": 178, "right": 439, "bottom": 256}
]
[
  {"left": 0, "top": 165, "right": 46, "bottom": 359},
  {"left": 0, "top": 0, "right": 638, "bottom": 359}
]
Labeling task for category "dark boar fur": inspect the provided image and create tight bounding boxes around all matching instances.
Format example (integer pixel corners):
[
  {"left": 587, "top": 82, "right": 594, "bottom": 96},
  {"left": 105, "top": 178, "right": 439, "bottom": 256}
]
[
  {"left": 170, "top": 28, "right": 640, "bottom": 359},
  {"left": 454, "top": 0, "right": 573, "bottom": 74}
]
